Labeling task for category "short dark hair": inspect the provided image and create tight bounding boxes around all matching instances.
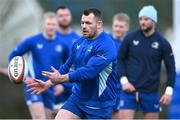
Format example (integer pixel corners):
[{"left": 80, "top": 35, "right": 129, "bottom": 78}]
[
  {"left": 55, "top": 5, "right": 69, "bottom": 12},
  {"left": 83, "top": 8, "right": 102, "bottom": 21}
]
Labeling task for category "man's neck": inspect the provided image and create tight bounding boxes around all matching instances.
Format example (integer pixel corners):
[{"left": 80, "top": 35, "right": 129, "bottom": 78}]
[
  {"left": 143, "top": 28, "right": 155, "bottom": 37},
  {"left": 58, "top": 27, "right": 71, "bottom": 34},
  {"left": 113, "top": 34, "right": 123, "bottom": 41},
  {"left": 43, "top": 32, "right": 55, "bottom": 40},
  {"left": 91, "top": 29, "right": 103, "bottom": 40}
]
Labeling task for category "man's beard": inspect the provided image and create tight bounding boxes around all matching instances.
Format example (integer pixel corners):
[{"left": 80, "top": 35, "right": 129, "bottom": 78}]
[
  {"left": 59, "top": 23, "right": 70, "bottom": 29},
  {"left": 84, "top": 31, "right": 97, "bottom": 39},
  {"left": 141, "top": 25, "right": 153, "bottom": 33}
]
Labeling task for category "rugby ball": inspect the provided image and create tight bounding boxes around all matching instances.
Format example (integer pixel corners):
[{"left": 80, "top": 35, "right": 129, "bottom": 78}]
[{"left": 8, "top": 56, "right": 28, "bottom": 84}]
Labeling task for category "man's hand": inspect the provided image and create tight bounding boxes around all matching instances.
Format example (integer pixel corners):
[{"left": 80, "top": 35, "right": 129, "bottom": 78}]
[
  {"left": 0, "top": 67, "right": 8, "bottom": 76},
  {"left": 27, "top": 79, "right": 53, "bottom": 94},
  {"left": 42, "top": 66, "right": 69, "bottom": 85},
  {"left": 160, "top": 94, "right": 172, "bottom": 105},
  {"left": 24, "top": 76, "right": 34, "bottom": 84},
  {"left": 54, "top": 84, "right": 64, "bottom": 96},
  {"left": 122, "top": 82, "right": 136, "bottom": 92},
  {"left": 120, "top": 76, "right": 136, "bottom": 92}
]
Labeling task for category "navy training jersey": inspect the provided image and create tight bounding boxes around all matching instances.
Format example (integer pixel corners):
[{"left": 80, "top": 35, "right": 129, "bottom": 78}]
[
  {"left": 118, "top": 29, "right": 176, "bottom": 92},
  {"left": 58, "top": 32, "right": 118, "bottom": 108},
  {"left": 9, "top": 33, "right": 69, "bottom": 81}
]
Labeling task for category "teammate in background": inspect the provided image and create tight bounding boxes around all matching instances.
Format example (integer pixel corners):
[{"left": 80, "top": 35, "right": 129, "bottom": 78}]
[
  {"left": 169, "top": 73, "right": 180, "bottom": 118},
  {"left": 8, "top": 12, "right": 69, "bottom": 119},
  {"left": 117, "top": 5, "right": 176, "bottom": 119},
  {"left": 109, "top": 13, "right": 130, "bottom": 119},
  {"left": 53, "top": 5, "right": 80, "bottom": 110},
  {"left": 28, "top": 8, "right": 118, "bottom": 119}
]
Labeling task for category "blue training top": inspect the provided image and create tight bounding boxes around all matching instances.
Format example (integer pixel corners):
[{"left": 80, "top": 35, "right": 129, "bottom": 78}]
[
  {"left": 9, "top": 32, "right": 69, "bottom": 81},
  {"left": 58, "top": 32, "right": 118, "bottom": 108}
]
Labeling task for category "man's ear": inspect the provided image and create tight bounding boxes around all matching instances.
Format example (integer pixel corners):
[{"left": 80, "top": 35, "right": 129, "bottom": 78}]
[{"left": 97, "top": 20, "right": 103, "bottom": 29}]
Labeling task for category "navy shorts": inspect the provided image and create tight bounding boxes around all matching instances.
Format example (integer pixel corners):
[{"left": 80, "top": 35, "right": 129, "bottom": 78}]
[
  {"left": 61, "top": 95, "right": 114, "bottom": 119},
  {"left": 118, "top": 91, "right": 161, "bottom": 112}
]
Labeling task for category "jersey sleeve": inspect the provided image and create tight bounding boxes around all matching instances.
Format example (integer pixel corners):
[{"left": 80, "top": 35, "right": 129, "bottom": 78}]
[
  {"left": 68, "top": 40, "right": 116, "bottom": 82},
  {"left": 58, "top": 39, "right": 78, "bottom": 74},
  {"left": 117, "top": 35, "right": 131, "bottom": 78},
  {"left": 8, "top": 37, "right": 32, "bottom": 61},
  {"left": 162, "top": 40, "right": 176, "bottom": 88}
]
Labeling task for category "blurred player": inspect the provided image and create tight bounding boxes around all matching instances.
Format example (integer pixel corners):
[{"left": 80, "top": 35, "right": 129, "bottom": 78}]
[
  {"left": 118, "top": 5, "right": 176, "bottom": 119},
  {"left": 169, "top": 73, "right": 180, "bottom": 118},
  {"left": 109, "top": 13, "right": 130, "bottom": 119},
  {"left": 28, "top": 8, "right": 118, "bottom": 119},
  {"left": 53, "top": 5, "right": 80, "bottom": 110},
  {"left": 8, "top": 12, "right": 69, "bottom": 119}
]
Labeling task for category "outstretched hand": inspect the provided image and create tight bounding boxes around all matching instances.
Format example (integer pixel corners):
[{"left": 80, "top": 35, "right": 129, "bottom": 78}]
[
  {"left": 42, "top": 66, "right": 62, "bottom": 85},
  {"left": 27, "top": 79, "right": 53, "bottom": 94}
]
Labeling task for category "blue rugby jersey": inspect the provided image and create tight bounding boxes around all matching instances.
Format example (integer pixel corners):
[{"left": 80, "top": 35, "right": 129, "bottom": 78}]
[
  {"left": 58, "top": 32, "right": 118, "bottom": 108},
  {"left": 57, "top": 31, "right": 80, "bottom": 56},
  {"left": 9, "top": 32, "right": 69, "bottom": 81},
  {"left": 118, "top": 29, "right": 176, "bottom": 92}
]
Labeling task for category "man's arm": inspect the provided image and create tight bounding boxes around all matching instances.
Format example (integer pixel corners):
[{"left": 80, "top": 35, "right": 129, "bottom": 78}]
[
  {"left": 117, "top": 35, "right": 136, "bottom": 92},
  {"left": 8, "top": 37, "right": 32, "bottom": 61},
  {"left": 160, "top": 39, "right": 176, "bottom": 105}
]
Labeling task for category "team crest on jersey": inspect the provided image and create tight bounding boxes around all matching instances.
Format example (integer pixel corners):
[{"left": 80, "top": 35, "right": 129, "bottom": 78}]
[
  {"left": 55, "top": 45, "right": 62, "bottom": 52},
  {"left": 152, "top": 42, "right": 159, "bottom": 49},
  {"left": 87, "top": 46, "right": 93, "bottom": 52},
  {"left": 36, "top": 43, "right": 43, "bottom": 49},
  {"left": 133, "top": 40, "right": 139, "bottom": 46}
]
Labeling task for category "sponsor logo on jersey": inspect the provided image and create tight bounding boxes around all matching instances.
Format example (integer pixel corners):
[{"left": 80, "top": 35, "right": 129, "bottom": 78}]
[
  {"left": 133, "top": 40, "right": 139, "bottom": 46},
  {"left": 76, "top": 45, "right": 80, "bottom": 50},
  {"left": 36, "top": 43, "right": 43, "bottom": 49}
]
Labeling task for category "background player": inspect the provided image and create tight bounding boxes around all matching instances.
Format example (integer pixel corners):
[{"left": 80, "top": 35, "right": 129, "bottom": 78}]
[
  {"left": 8, "top": 12, "right": 69, "bottom": 119},
  {"left": 28, "top": 8, "right": 118, "bottom": 119},
  {"left": 53, "top": 5, "right": 80, "bottom": 110},
  {"left": 109, "top": 13, "right": 130, "bottom": 119},
  {"left": 118, "top": 5, "right": 176, "bottom": 119}
]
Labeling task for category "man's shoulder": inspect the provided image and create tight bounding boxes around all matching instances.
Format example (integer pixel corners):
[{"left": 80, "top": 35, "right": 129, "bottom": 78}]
[
  {"left": 23, "top": 33, "right": 42, "bottom": 42},
  {"left": 71, "top": 31, "right": 81, "bottom": 38}
]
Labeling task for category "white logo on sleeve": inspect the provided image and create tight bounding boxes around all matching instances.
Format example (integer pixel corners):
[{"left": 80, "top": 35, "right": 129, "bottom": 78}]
[
  {"left": 152, "top": 42, "right": 159, "bottom": 49},
  {"left": 133, "top": 40, "right": 139, "bottom": 46},
  {"left": 37, "top": 43, "right": 43, "bottom": 49},
  {"left": 56, "top": 45, "right": 62, "bottom": 52}
]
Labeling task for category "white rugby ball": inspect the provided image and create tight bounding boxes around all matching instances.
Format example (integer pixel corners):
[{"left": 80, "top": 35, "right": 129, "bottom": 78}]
[{"left": 8, "top": 56, "right": 28, "bottom": 84}]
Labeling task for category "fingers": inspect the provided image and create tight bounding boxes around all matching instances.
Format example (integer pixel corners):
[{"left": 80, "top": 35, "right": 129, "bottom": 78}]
[
  {"left": 26, "top": 87, "right": 42, "bottom": 94},
  {"left": 27, "top": 82, "right": 39, "bottom": 88},
  {"left": 51, "top": 66, "right": 58, "bottom": 72},
  {"left": 42, "top": 71, "right": 53, "bottom": 77},
  {"left": 160, "top": 95, "right": 171, "bottom": 105},
  {"left": 123, "top": 83, "right": 136, "bottom": 92}
]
